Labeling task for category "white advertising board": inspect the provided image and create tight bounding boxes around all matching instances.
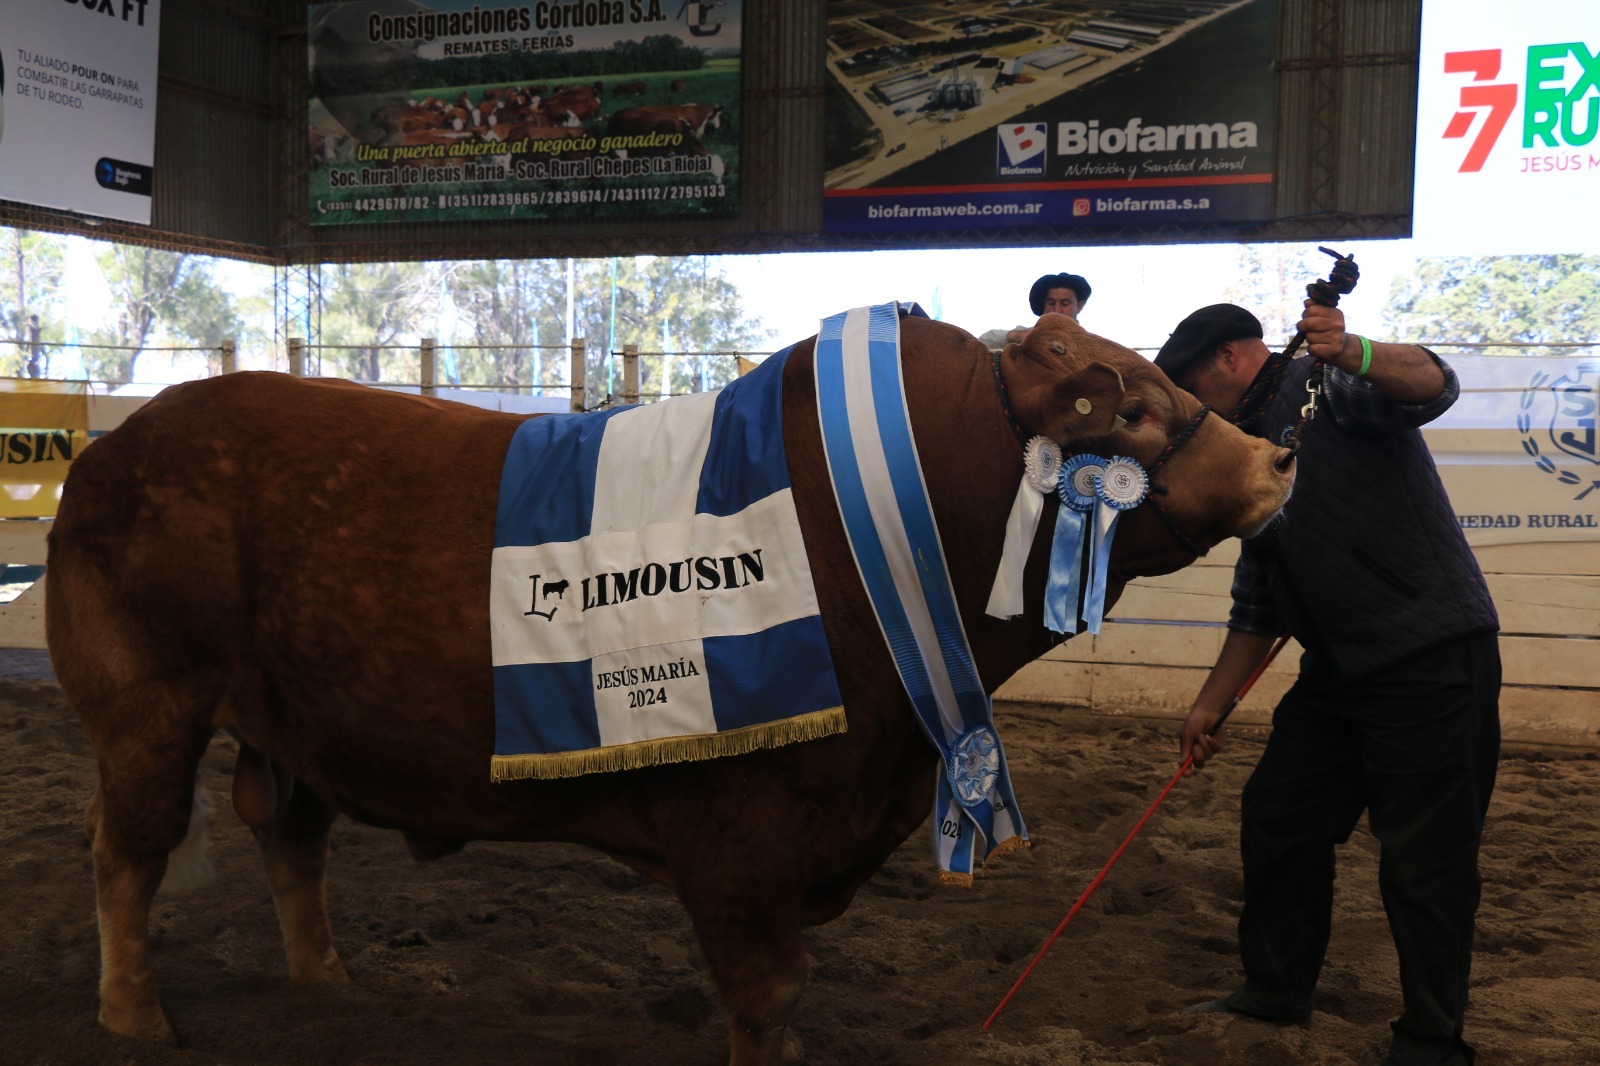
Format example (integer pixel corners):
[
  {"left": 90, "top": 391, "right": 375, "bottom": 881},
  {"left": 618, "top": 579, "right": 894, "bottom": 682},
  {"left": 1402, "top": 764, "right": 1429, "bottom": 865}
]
[
  {"left": 1413, "top": 0, "right": 1599, "bottom": 255},
  {"left": 0, "top": 0, "right": 162, "bottom": 225}
]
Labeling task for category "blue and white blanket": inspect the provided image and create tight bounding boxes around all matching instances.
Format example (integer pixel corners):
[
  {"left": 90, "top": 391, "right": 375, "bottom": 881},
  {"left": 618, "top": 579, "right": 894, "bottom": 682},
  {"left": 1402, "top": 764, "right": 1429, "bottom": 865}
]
[{"left": 489, "top": 349, "right": 845, "bottom": 781}]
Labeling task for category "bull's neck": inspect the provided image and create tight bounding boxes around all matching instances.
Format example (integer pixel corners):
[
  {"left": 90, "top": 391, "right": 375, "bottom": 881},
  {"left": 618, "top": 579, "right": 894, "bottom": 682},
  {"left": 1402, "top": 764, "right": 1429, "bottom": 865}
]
[{"left": 909, "top": 349, "right": 1069, "bottom": 695}]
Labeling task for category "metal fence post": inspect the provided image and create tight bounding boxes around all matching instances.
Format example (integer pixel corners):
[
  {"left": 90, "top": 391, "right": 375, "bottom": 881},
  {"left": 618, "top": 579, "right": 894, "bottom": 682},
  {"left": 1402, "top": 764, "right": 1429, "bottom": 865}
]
[
  {"left": 219, "top": 338, "right": 237, "bottom": 375},
  {"left": 420, "top": 337, "right": 437, "bottom": 397},
  {"left": 570, "top": 338, "right": 586, "bottom": 413},
  {"left": 622, "top": 343, "right": 639, "bottom": 406},
  {"left": 288, "top": 337, "right": 305, "bottom": 378}
]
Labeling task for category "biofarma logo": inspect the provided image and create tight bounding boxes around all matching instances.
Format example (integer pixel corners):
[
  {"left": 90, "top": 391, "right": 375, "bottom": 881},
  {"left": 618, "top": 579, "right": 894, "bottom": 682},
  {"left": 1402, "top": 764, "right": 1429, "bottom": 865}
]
[
  {"left": 997, "top": 123, "right": 1047, "bottom": 176},
  {"left": 1443, "top": 43, "right": 1600, "bottom": 172}
]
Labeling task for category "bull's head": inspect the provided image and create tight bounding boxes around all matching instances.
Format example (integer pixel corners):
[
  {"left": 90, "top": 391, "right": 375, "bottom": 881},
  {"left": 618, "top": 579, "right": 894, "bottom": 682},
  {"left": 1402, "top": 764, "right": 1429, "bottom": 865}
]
[{"left": 1001, "top": 313, "right": 1294, "bottom": 577}]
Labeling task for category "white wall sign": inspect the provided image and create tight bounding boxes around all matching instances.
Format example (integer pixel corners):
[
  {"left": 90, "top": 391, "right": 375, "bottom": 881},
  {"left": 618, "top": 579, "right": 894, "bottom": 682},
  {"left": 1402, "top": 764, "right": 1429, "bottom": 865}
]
[
  {"left": 1413, "top": 0, "right": 1599, "bottom": 255},
  {"left": 0, "top": 0, "right": 163, "bottom": 225}
]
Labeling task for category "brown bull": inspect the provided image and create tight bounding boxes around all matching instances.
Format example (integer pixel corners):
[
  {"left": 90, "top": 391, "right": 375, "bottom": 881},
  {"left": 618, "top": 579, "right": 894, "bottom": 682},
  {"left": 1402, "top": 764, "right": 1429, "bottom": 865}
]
[{"left": 47, "top": 313, "right": 1293, "bottom": 1064}]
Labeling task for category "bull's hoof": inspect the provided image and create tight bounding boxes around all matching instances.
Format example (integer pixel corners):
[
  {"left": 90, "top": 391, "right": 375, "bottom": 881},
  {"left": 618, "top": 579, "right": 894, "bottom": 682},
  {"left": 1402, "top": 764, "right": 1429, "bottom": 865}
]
[
  {"left": 290, "top": 947, "right": 352, "bottom": 985},
  {"left": 99, "top": 1002, "right": 176, "bottom": 1044}
]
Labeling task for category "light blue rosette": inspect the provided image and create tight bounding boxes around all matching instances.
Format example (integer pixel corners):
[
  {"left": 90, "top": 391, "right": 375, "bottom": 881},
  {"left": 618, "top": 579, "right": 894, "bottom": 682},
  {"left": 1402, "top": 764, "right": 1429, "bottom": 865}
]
[
  {"left": 1044, "top": 454, "right": 1105, "bottom": 634},
  {"left": 1083, "top": 456, "right": 1150, "bottom": 635}
]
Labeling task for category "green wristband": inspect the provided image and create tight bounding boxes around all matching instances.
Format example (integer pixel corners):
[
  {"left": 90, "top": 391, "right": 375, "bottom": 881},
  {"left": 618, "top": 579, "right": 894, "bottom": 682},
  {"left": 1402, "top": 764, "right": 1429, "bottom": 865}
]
[{"left": 1356, "top": 335, "right": 1373, "bottom": 377}]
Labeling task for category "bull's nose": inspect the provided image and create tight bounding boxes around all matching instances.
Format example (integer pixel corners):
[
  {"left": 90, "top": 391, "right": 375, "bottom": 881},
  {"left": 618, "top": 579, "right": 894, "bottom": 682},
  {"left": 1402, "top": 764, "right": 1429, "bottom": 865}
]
[{"left": 1273, "top": 447, "right": 1297, "bottom": 473}]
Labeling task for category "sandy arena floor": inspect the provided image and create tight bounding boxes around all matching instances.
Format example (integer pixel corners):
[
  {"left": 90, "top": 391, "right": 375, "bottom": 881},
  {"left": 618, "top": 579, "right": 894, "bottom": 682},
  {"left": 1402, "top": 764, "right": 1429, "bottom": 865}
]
[{"left": 3, "top": 667, "right": 1596, "bottom": 1065}]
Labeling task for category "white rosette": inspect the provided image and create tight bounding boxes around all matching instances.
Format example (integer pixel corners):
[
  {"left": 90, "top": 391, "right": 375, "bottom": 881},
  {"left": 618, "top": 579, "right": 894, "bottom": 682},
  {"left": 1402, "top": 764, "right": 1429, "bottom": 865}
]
[
  {"left": 986, "top": 436, "right": 1061, "bottom": 620},
  {"left": 1095, "top": 456, "right": 1149, "bottom": 510},
  {"left": 1024, "top": 436, "right": 1063, "bottom": 494}
]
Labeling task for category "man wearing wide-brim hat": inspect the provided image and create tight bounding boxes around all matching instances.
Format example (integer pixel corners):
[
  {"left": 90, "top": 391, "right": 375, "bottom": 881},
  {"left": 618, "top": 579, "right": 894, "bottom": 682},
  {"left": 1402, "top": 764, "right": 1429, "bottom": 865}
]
[
  {"left": 1159, "top": 299, "right": 1501, "bottom": 1066},
  {"left": 979, "top": 272, "right": 1092, "bottom": 349}
]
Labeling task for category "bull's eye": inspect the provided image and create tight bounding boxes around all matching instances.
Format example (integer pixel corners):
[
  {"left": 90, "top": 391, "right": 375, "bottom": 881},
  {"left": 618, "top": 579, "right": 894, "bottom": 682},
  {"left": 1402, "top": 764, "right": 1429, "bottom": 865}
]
[{"left": 1121, "top": 404, "right": 1145, "bottom": 425}]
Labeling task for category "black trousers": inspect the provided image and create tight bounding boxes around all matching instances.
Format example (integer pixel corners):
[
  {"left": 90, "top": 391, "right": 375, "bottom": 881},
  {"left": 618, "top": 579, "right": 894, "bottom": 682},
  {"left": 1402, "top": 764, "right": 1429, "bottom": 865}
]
[{"left": 1225, "top": 632, "right": 1501, "bottom": 1065}]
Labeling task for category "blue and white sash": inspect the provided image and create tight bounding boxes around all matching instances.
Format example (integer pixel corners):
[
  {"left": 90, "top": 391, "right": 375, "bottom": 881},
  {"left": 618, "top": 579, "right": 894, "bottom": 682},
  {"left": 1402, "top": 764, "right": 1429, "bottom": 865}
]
[
  {"left": 814, "top": 303, "right": 1027, "bottom": 884},
  {"left": 489, "top": 349, "right": 845, "bottom": 780}
]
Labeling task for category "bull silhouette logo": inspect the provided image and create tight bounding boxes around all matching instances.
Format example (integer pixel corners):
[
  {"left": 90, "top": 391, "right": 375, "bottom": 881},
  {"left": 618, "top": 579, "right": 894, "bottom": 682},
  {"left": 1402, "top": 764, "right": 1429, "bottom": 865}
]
[{"left": 524, "top": 575, "right": 569, "bottom": 621}]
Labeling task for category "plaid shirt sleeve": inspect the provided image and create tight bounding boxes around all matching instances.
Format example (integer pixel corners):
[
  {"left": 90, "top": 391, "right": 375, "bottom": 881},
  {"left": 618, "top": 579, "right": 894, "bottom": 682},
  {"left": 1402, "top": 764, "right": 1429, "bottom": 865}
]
[
  {"left": 1325, "top": 348, "right": 1459, "bottom": 431},
  {"left": 1227, "top": 527, "right": 1284, "bottom": 636}
]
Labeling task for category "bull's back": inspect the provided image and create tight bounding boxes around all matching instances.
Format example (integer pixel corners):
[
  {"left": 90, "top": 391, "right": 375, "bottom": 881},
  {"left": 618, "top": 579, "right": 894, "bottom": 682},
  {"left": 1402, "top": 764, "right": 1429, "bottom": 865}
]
[{"left": 48, "top": 373, "right": 522, "bottom": 734}]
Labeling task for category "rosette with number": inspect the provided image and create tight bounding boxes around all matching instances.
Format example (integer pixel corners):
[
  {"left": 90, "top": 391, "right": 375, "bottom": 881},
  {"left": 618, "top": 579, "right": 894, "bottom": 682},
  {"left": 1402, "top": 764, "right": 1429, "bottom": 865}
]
[
  {"left": 985, "top": 436, "right": 1063, "bottom": 620},
  {"left": 1043, "top": 454, "right": 1105, "bottom": 634},
  {"left": 1083, "top": 455, "right": 1151, "bottom": 634}
]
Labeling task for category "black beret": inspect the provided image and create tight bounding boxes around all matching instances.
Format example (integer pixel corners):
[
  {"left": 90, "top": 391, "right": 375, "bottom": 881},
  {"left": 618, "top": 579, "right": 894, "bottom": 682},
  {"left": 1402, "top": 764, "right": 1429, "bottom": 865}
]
[
  {"left": 1028, "top": 273, "right": 1092, "bottom": 315},
  {"left": 1153, "top": 304, "right": 1264, "bottom": 381}
]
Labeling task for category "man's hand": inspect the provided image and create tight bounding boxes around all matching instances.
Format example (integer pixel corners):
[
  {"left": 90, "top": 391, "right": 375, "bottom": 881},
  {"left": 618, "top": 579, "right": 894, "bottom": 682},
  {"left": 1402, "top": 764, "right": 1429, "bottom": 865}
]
[
  {"left": 1297, "top": 300, "right": 1350, "bottom": 363},
  {"left": 1180, "top": 703, "right": 1227, "bottom": 774}
]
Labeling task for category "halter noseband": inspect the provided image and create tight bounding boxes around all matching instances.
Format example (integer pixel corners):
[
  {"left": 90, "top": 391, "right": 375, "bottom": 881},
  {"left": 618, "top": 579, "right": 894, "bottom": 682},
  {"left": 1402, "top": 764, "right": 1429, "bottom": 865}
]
[{"left": 990, "top": 348, "right": 1212, "bottom": 559}]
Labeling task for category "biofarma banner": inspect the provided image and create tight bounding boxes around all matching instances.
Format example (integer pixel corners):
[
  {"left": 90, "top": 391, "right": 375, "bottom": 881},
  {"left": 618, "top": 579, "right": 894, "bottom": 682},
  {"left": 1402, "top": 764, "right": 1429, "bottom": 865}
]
[
  {"left": 821, "top": 0, "right": 1276, "bottom": 234},
  {"left": 0, "top": 0, "right": 161, "bottom": 225},
  {"left": 1413, "top": 0, "right": 1600, "bottom": 254},
  {"left": 307, "top": 0, "right": 740, "bottom": 226}
]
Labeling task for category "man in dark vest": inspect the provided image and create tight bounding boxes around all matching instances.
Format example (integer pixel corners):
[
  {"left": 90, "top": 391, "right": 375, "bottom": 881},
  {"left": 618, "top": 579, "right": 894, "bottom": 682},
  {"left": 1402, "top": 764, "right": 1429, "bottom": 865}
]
[{"left": 1155, "top": 301, "right": 1500, "bottom": 1066}]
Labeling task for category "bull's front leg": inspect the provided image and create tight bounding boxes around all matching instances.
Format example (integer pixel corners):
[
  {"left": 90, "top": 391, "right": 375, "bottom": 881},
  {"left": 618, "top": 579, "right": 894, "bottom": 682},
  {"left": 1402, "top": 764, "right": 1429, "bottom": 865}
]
[{"left": 667, "top": 800, "right": 810, "bottom": 1065}]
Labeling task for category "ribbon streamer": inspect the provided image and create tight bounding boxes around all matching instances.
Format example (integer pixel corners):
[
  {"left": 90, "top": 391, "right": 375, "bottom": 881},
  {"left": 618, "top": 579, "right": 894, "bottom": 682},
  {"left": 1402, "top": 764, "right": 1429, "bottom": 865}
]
[
  {"left": 1043, "top": 455, "right": 1104, "bottom": 634},
  {"left": 1082, "top": 456, "right": 1149, "bottom": 635},
  {"left": 985, "top": 437, "right": 1060, "bottom": 620}
]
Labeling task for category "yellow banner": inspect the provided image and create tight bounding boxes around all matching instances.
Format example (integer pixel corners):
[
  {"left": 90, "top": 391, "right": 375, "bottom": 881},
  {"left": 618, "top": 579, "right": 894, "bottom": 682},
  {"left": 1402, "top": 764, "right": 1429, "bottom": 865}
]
[{"left": 0, "top": 379, "right": 90, "bottom": 519}]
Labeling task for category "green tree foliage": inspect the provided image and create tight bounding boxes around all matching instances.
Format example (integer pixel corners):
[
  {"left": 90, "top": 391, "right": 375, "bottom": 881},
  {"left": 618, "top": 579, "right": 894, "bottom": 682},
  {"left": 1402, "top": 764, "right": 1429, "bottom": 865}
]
[
  {"left": 87, "top": 246, "right": 242, "bottom": 385},
  {"left": 449, "top": 258, "right": 566, "bottom": 390},
  {"left": 319, "top": 261, "right": 437, "bottom": 382},
  {"left": 0, "top": 229, "right": 67, "bottom": 376},
  {"left": 1221, "top": 244, "right": 1341, "bottom": 343},
  {"left": 576, "top": 256, "right": 772, "bottom": 405},
  {"left": 432, "top": 256, "right": 771, "bottom": 407},
  {"left": 1383, "top": 256, "right": 1600, "bottom": 352}
]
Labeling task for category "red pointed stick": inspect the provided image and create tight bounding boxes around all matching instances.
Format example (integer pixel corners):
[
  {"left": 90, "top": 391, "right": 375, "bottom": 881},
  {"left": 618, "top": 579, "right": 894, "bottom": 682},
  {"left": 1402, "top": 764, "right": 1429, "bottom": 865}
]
[{"left": 983, "top": 633, "right": 1292, "bottom": 1029}]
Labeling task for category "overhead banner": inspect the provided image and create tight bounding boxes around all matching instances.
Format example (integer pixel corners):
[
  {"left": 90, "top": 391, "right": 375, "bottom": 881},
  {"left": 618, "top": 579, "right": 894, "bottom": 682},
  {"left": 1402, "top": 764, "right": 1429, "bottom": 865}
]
[
  {"left": 1428, "top": 352, "right": 1600, "bottom": 546},
  {"left": 821, "top": 0, "right": 1276, "bottom": 235},
  {"left": 307, "top": 0, "right": 740, "bottom": 226},
  {"left": 1413, "top": 0, "right": 1599, "bottom": 254},
  {"left": 0, "top": 0, "right": 162, "bottom": 225}
]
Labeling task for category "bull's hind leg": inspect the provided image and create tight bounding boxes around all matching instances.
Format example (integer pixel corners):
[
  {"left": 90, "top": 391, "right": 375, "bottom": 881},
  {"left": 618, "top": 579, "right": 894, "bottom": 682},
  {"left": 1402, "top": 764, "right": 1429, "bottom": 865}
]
[
  {"left": 240, "top": 748, "right": 350, "bottom": 985},
  {"left": 79, "top": 688, "right": 216, "bottom": 1042}
]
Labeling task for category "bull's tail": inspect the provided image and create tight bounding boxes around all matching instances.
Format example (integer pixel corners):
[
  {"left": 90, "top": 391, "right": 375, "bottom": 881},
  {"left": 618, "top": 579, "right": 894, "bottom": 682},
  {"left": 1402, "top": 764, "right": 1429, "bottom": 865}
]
[{"left": 157, "top": 783, "right": 216, "bottom": 895}]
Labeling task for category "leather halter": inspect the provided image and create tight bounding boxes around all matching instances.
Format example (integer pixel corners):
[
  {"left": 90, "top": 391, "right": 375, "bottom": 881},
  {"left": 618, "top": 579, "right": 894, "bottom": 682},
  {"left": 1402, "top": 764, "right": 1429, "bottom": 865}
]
[{"left": 990, "top": 348, "right": 1212, "bottom": 560}]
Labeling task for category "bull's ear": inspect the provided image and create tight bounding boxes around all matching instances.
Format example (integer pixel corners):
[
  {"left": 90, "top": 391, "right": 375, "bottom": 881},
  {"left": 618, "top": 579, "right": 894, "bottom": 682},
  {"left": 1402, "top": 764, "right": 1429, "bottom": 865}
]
[{"left": 1050, "top": 362, "right": 1125, "bottom": 442}]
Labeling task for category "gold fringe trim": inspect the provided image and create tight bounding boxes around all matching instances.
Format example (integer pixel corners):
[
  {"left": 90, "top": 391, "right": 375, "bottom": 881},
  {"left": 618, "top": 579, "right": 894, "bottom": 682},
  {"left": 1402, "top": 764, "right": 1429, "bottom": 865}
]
[
  {"left": 983, "top": 834, "right": 1032, "bottom": 870},
  {"left": 937, "top": 834, "right": 1032, "bottom": 889},
  {"left": 490, "top": 705, "right": 848, "bottom": 782}
]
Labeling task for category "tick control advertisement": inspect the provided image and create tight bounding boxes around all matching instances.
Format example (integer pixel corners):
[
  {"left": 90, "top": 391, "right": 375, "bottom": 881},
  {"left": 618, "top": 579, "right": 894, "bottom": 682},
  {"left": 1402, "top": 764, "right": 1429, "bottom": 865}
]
[
  {"left": 0, "top": 0, "right": 161, "bottom": 225},
  {"left": 1413, "top": 0, "right": 1599, "bottom": 255},
  {"left": 822, "top": 0, "right": 1276, "bottom": 234},
  {"left": 308, "top": 0, "right": 741, "bottom": 225}
]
